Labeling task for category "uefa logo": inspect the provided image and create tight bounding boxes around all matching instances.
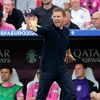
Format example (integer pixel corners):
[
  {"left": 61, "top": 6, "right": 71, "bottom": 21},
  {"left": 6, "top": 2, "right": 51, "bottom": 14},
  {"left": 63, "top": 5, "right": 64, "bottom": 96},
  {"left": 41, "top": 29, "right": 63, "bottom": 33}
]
[{"left": 26, "top": 49, "right": 38, "bottom": 63}]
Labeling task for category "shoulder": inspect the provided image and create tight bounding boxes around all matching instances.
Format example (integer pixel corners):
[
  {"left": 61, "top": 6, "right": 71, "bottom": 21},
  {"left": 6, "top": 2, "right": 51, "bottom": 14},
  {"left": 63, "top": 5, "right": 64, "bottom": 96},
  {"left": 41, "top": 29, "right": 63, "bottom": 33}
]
[
  {"left": 70, "top": 21, "right": 80, "bottom": 29},
  {"left": 15, "top": 84, "right": 23, "bottom": 88},
  {"left": 63, "top": 26, "right": 70, "bottom": 33},
  {"left": 73, "top": 79, "right": 76, "bottom": 82},
  {"left": 34, "top": 7, "right": 44, "bottom": 15},
  {"left": 87, "top": 79, "right": 97, "bottom": 88},
  {"left": 87, "top": 79, "right": 95, "bottom": 85},
  {"left": 13, "top": 8, "right": 23, "bottom": 15},
  {"left": 28, "top": 82, "right": 38, "bottom": 89},
  {"left": 80, "top": 7, "right": 90, "bottom": 13},
  {"left": 87, "top": 79, "right": 98, "bottom": 92},
  {"left": 52, "top": 5, "right": 58, "bottom": 8},
  {"left": 4, "top": 22, "right": 16, "bottom": 30},
  {"left": 35, "top": 7, "right": 43, "bottom": 11}
]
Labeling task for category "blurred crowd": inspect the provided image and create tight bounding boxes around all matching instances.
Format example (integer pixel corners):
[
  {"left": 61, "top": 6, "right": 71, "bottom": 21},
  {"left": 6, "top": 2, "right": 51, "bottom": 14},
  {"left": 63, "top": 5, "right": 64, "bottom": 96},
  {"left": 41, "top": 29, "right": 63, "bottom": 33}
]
[{"left": 0, "top": 0, "right": 100, "bottom": 30}]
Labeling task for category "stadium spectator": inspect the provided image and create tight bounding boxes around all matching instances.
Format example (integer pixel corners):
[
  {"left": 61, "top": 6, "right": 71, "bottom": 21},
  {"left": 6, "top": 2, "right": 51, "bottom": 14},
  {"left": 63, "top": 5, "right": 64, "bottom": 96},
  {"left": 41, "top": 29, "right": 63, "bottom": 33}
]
[
  {"left": 0, "top": 65, "right": 24, "bottom": 100},
  {"left": 26, "top": 68, "right": 59, "bottom": 100},
  {"left": 0, "top": 10, "right": 15, "bottom": 30},
  {"left": 87, "top": 11, "right": 100, "bottom": 29},
  {"left": 3, "top": 0, "right": 25, "bottom": 29},
  {"left": 19, "top": 8, "right": 39, "bottom": 30},
  {"left": 15, "top": 0, "right": 36, "bottom": 13},
  {"left": 80, "top": 0, "right": 100, "bottom": 16},
  {"left": 64, "top": 8, "right": 80, "bottom": 29},
  {"left": 52, "top": 0, "right": 70, "bottom": 9},
  {"left": 70, "top": 0, "right": 91, "bottom": 29},
  {"left": 34, "top": 0, "right": 57, "bottom": 26},
  {"left": 73, "top": 60, "right": 98, "bottom": 100}
]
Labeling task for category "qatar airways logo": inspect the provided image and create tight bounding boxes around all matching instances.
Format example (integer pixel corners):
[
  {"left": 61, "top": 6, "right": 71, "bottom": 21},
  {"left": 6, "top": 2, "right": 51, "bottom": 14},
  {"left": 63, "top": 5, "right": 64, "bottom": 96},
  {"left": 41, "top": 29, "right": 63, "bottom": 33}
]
[
  {"left": 0, "top": 49, "right": 10, "bottom": 63},
  {"left": 73, "top": 49, "right": 100, "bottom": 63}
]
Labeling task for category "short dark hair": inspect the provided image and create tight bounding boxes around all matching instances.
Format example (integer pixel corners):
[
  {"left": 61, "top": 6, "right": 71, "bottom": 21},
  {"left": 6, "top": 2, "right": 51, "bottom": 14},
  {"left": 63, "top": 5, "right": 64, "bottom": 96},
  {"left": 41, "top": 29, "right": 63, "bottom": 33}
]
[
  {"left": 64, "top": 8, "right": 71, "bottom": 14},
  {"left": 74, "top": 60, "right": 87, "bottom": 69},
  {"left": 0, "top": 64, "right": 13, "bottom": 74},
  {"left": 53, "top": 7, "right": 66, "bottom": 17}
]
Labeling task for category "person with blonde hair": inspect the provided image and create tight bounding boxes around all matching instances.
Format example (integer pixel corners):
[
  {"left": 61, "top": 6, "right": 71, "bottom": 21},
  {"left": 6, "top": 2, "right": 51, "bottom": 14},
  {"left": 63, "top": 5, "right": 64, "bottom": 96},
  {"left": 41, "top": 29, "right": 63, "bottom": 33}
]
[{"left": 3, "top": 0, "right": 25, "bottom": 29}]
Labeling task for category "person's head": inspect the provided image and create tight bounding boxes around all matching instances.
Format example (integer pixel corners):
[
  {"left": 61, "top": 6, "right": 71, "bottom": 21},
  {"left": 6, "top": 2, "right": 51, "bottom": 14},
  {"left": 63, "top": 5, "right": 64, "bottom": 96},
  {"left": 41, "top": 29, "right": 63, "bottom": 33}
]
[
  {"left": 64, "top": 8, "right": 71, "bottom": 26},
  {"left": 74, "top": 60, "right": 87, "bottom": 79},
  {"left": 52, "top": 7, "right": 66, "bottom": 29},
  {"left": 24, "top": 8, "right": 37, "bottom": 26},
  {"left": 42, "top": 0, "right": 52, "bottom": 5},
  {"left": 36, "top": 67, "right": 40, "bottom": 80},
  {"left": 92, "top": 11, "right": 100, "bottom": 29},
  {"left": 3, "top": 0, "right": 15, "bottom": 13},
  {"left": 0, "top": 65, "right": 13, "bottom": 82},
  {"left": 0, "top": 10, "right": 3, "bottom": 23},
  {"left": 24, "top": 8, "right": 37, "bottom": 28},
  {"left": 70, "top": 0, "right": 80, "bottom": 9}
]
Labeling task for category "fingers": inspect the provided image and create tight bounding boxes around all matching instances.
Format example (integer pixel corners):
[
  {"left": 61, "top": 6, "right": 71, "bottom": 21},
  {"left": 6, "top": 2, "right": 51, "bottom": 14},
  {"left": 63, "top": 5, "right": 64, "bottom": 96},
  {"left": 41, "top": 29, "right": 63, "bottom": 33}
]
[
  {"left": 64, "top": 57, "right": 68, "bottom": 63},
  {"left": 64, "top": 55, "right": 76, "bottom": 64}
]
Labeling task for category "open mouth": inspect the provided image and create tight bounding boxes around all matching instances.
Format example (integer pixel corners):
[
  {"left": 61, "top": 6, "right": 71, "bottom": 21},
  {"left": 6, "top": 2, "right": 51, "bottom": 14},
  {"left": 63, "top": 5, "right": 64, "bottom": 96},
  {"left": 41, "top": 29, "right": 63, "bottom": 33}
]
[{"left": 55, "top": 21, "right": 60, "bottom": 24}]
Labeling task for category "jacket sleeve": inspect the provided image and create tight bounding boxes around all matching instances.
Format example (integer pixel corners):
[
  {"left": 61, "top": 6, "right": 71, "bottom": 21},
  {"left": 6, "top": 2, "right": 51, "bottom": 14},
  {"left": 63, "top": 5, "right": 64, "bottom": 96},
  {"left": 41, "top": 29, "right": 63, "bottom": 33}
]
[
  {"left": 46, "top": 83, "right": 59, "bottom": 100},
  {"left": 37, "top": 26, "right": 49, "bottom": 37},
  {"left": 87, "top": 80, "right": 98, "bottom": 93}
]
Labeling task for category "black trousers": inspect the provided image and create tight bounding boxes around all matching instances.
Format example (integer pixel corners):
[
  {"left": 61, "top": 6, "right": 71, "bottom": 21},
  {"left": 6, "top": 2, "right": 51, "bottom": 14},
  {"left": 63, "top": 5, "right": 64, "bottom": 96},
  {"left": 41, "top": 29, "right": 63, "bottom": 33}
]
[{"left": 36, "top": 71, "right": 77, "bottom": 100}]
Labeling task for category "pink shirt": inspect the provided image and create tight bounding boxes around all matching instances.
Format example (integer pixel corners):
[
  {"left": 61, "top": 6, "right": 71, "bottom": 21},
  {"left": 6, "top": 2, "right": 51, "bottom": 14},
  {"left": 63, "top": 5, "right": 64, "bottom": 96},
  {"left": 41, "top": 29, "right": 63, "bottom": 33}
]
[
  {"left": 0, "top": 22, "right": 16, "bottom": 30},
  {"left": 3, "top": 83, "right": 24, "bottom": 98},
  {"left": 0, "top": 0, "right": 3, "bottom": 9},
  {"left": 80, "top": 0, "right": 100, "bottom": 15},
  {"left": 26, "top": 82, "right": 59, "bottom": 100}
]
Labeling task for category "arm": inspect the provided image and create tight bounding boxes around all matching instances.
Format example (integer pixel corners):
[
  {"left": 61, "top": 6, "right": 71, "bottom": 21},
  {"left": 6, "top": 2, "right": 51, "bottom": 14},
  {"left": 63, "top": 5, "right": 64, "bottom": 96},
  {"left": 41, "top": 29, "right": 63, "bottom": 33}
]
[
  {"left": 16, "top": 89, "right": 24, "bottom": 100},
  {"left": 26, "top": 83, "right": 37, "bottom": 100},
  {"left": 46, "top": 83, "right": 59, "bottom": 100},
  {"left": 16, "top": 11, "right": 25, "bottom": 29},
  {"left": 28, "top": 19, "right": 49, "bottom": 36}
]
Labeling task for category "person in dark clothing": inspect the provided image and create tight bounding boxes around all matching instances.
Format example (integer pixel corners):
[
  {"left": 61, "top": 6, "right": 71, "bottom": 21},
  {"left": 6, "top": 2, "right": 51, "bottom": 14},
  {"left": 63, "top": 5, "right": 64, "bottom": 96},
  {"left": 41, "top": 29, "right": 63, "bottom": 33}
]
[
  {"left": 28, "top": 7, "right": 77, "bottom": 100},
  {"left": 34, "top": 0, "right": 57, "bottom": 27},
  {"left": 64, "top": 8, "right": 80, "bottom": 29},
  {"left": 73, "top": 60, "right": 98, "bottom": 100},
  {"left": 3, "top": 0, "right": 25, "bottom": 29}
]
